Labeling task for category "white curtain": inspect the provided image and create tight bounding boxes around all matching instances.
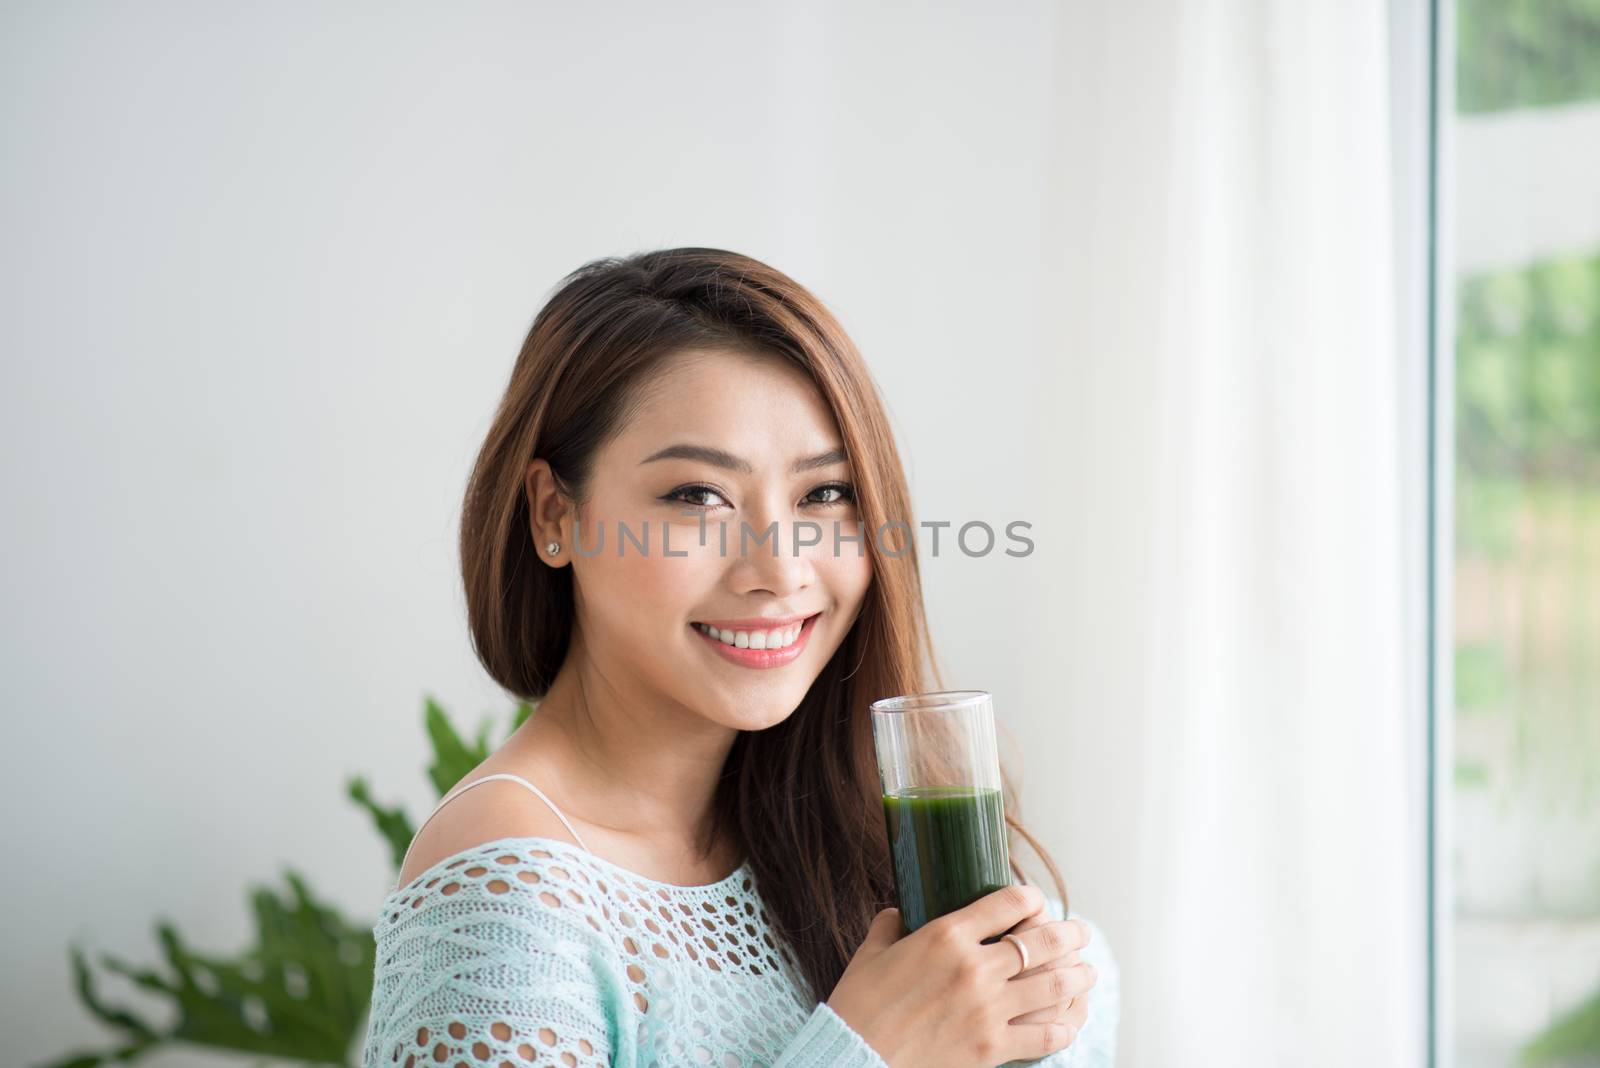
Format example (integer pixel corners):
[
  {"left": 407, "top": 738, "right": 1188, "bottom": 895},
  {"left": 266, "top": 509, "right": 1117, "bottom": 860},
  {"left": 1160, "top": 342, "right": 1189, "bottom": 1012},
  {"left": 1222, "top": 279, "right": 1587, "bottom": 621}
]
[{"left": 1032, "top": 2, "right": 1429, "bottom": 1065}]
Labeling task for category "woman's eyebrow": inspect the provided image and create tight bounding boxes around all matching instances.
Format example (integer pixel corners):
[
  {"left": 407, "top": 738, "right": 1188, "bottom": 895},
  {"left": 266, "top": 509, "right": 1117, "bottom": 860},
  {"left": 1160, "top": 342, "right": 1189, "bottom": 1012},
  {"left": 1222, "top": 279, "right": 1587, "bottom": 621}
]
[{"left": 639, "top": 443, "right": 848, "bottom": 475}]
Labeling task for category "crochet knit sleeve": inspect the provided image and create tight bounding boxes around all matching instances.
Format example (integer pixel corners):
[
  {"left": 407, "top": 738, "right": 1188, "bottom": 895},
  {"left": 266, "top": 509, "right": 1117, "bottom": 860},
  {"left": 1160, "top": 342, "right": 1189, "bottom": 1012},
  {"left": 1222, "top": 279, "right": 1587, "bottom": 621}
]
[
  {"left": 360, "top": 843, "right": 1097, "bottom": 1068},
  {"left": 362, "top": 854, "right": 626, "bottom": 1068},
  {"left": 361, "top": 847, "right": 890, "bottom": 1068}
]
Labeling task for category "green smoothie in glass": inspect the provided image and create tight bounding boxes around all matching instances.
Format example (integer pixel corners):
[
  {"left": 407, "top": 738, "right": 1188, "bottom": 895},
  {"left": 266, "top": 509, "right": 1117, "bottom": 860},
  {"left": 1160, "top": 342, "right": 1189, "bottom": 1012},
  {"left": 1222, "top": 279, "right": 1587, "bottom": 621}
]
[
  {"left": 870, "top": 690, "right": 1014, "bottom": 939},
  {"left": 883, "top": 784, "right": 1011, "bottom": 934}
]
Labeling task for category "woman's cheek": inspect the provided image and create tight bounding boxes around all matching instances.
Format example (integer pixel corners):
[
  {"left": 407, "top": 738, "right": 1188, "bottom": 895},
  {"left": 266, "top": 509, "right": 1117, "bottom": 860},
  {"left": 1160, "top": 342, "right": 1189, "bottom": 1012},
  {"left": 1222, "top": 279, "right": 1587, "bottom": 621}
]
[
  {"left": 608, "top": 530, "right": 710, "bottom": 615},
  {"left": 819, "top": 530, "right": 872, "bottom": 627}
]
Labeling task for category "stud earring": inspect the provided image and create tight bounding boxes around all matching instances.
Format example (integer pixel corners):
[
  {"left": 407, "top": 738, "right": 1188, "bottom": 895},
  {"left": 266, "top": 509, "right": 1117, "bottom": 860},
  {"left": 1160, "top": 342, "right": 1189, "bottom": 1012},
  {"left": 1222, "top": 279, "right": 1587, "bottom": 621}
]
[{"left": 546, "top": 542, "right": 561, "bottom": 555}]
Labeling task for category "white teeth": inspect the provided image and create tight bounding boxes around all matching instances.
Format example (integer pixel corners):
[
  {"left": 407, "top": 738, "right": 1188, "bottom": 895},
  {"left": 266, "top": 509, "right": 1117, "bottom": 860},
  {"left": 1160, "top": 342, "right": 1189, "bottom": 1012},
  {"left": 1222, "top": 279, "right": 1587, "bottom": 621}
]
[{"left": 695, "top": 620, "right": 805, "bottom": 650}]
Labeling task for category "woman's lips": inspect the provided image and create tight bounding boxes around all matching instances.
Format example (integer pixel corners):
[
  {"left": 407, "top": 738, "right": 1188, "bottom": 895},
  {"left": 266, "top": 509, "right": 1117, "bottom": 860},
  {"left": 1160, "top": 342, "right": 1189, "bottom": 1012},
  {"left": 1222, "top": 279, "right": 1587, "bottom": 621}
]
[{"left": 690, "top": 613, "right": 820, "bottom": 669}]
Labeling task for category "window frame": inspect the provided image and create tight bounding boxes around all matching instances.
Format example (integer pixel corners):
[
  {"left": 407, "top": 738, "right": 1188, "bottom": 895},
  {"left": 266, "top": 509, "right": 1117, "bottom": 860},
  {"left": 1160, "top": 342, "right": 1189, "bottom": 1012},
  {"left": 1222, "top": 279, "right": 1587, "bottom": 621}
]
[{"left": 1389, "top": 0, "right": 1452, "bottom": 1064}]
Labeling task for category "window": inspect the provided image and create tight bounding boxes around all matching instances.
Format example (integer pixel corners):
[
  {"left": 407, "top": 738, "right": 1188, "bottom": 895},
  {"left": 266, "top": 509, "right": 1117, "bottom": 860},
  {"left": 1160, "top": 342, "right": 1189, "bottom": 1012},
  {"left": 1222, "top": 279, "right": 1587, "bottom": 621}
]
[{"left": 1444, "top": 2, "right": 1600, "bottom": 1065}]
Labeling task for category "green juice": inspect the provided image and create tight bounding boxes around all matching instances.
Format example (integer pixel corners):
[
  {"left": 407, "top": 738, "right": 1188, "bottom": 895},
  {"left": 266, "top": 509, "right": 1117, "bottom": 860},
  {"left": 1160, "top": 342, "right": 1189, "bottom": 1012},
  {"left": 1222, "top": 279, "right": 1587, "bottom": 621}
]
[{"left": 882, "top": 784, "right": 1011, "bottom": 936}]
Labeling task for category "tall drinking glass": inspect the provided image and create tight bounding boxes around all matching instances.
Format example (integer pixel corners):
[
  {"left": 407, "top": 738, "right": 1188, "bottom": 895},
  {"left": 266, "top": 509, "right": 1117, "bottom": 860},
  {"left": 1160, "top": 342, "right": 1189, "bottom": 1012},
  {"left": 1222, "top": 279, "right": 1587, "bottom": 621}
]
[{"left": 871, "top": 690, "right": 1012, "bottom": 939}]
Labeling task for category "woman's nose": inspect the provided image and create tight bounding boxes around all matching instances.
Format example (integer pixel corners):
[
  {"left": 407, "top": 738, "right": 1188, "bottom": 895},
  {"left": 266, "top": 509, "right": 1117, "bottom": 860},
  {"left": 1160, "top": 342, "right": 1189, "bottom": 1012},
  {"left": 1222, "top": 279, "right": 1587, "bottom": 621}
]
[{"left": 727, "top": 515, "right": 821, "bottom": 594}]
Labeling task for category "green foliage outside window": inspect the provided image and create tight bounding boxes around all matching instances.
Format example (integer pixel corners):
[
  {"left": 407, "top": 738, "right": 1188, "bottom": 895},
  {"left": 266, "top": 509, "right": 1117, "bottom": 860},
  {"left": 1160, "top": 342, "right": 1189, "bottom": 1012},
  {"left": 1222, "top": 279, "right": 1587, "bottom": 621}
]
[
  {"left": 1456, "top": 247, "right": 1600, "bottom": 1063},
  {"left": 1458, "top": 0, "right": 1600, "bottom": 113},
  {"left": 1454, "top": 247, "right": 1600, "bottom": 804}
]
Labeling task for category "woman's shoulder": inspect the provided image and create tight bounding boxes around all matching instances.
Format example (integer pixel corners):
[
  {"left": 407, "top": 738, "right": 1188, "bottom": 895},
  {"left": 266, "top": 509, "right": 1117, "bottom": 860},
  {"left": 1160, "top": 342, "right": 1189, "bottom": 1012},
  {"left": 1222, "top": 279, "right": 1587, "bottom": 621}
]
[
  {"left": 382, "top": 774, "right": 621, "bottom": 947},
  {"left": 376, "top": 833, "right": 626, "bottom": 980},
  {"left": 395, "top": 769, "right": 589, "bottom": 889}
]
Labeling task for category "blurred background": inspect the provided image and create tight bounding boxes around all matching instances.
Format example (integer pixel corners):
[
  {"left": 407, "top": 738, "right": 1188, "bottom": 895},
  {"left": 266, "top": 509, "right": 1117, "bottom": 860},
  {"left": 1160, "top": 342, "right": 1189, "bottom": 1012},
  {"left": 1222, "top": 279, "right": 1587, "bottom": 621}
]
[
  {"left": 1448, "top": 2, "right": 1600, "bottom": 1066},
  {"left": 1, "top": 2, "right": 1595, "bottom": 1067}
]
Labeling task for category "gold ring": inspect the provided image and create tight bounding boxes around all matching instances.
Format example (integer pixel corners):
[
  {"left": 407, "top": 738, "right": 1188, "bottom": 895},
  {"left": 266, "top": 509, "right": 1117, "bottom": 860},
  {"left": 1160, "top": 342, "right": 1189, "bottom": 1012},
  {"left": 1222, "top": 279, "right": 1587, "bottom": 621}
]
[{"left": 1000, "top": 932, "right": 1030, "bottom": 975}]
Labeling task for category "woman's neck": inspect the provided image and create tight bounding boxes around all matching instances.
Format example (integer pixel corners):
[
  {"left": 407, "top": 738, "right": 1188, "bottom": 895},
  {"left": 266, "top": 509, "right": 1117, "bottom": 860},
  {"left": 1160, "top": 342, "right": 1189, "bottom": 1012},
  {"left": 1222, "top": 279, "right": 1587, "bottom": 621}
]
[{"left": 506, "top": 650, "right": 740, "bottom": 862}]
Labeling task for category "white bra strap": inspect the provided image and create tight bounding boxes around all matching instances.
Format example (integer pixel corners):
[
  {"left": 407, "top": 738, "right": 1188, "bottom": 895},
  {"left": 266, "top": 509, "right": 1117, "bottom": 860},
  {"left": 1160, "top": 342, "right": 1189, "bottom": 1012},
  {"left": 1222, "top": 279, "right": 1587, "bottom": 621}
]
[{"left": 395, "top": 772, "right": 590, "bottom": 886}]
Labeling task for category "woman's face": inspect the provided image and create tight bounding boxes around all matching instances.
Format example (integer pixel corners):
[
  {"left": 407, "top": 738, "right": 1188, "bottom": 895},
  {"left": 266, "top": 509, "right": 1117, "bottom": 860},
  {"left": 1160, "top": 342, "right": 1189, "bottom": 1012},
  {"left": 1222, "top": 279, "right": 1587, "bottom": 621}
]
[{"left": 550, "top": 347, "right": 873, "bottom": 733}]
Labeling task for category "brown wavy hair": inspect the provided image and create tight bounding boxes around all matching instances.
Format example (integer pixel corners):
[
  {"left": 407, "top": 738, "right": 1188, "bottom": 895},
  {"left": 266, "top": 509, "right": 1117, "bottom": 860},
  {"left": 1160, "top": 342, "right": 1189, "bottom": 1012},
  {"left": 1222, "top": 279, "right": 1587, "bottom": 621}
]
[{"left": 458, "top": 247, "right": 1068, "bottom": 1003}]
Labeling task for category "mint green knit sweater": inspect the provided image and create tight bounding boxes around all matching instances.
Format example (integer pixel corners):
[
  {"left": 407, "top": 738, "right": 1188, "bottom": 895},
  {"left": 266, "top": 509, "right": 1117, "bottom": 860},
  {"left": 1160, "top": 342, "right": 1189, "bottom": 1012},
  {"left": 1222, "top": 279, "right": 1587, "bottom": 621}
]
[{"left": 359, "top": 836, "right": 1119, "bottom": 1068}]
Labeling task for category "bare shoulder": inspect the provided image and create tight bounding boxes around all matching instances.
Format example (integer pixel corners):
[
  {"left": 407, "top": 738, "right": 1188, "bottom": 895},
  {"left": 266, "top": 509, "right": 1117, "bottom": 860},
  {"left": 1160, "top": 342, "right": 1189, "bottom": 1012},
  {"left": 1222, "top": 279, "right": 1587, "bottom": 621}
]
[{"left": 396, "top": 775, "right": 585, "bottom": 889}]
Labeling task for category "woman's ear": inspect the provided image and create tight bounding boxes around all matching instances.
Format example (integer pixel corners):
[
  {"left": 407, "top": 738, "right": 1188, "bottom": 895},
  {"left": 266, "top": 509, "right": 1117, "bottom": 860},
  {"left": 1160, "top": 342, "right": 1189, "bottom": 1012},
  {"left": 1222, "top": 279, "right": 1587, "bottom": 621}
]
[{"left": 524, "top": 458, "right": 573, "bottom": 565}]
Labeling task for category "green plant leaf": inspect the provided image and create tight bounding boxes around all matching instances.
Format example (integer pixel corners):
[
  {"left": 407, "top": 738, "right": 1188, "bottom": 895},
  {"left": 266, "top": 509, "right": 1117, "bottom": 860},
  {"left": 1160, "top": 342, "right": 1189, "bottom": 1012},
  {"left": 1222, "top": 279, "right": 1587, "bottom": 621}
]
[
  {"left": 43, "top": 694, "right": 536, "bottom": 1068},
  {"left": 510, "top": 699, "right": 535, "bottom": 733},
  {"left": 41, "top": 875, "right": 374, "bottom": 1067},
  {"left": 30, "top": 945, "right": 163, "bottom": 1067},
  {"left": 1520, "top": 983, "right": 1600, "bottom": 1064},
  {"left": 67, "top": 942, "right": 159, "bottom": 1038},
  {"left": 346, "top": 776, "right": 415, "bottom": 872},
  {"left": 423, "top": 694, "right": 488, "bottom": 796}
]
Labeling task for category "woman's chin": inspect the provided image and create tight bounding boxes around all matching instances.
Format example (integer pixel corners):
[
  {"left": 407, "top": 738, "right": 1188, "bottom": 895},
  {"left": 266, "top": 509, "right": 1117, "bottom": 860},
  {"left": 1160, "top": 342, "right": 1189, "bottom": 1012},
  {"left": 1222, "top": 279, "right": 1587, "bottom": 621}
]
[{"left": 695, "top": 695, "right": 804, "bottom": 734}]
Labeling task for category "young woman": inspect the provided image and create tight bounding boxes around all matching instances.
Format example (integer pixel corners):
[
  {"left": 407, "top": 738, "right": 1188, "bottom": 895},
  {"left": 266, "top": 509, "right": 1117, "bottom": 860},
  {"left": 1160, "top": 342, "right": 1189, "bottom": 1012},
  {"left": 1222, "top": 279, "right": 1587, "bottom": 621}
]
[{"left": 360, "top": 248, "right": 1120, "bottom": 1068}]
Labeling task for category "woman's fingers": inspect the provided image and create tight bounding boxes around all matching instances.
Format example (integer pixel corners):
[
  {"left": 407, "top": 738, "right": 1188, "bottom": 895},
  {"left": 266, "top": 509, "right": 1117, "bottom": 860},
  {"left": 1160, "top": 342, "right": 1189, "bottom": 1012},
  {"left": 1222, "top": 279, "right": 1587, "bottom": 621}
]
[
  {"left": 1065, "top": 988, "right": 1089, "bottom": 1031},
  {"left": 949, "top": 883, "right": 1047, "bottom": 943},
  {"left": 1002, "top": 958, "right": 1097, "bottom": 1022},
  {"left": 989, "top": 918, "right": 1091, "bottom": 979},
  {"left": 998, "top": 991, "right": 1088, "bottom": 1068},
  {"left": 1010, "top": 970, "right": 1093, "bottom": 1025},
  {"left": 1015, "top": 947, "right": 1080, "bottom": 982}
]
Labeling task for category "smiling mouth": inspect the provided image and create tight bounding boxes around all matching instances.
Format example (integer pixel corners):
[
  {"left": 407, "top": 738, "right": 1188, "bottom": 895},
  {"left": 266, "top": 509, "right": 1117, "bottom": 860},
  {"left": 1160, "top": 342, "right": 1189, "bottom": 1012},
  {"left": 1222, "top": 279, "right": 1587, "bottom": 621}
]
[{"left": 689, "top": 613, "right": 820, "bottom": 651}]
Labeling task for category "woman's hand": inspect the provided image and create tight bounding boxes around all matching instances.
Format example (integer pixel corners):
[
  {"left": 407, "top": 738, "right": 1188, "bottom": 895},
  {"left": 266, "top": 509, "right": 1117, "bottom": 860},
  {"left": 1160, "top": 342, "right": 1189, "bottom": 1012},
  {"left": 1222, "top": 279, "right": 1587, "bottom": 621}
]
[
  {"left": 824, "top": 884, "right": 1091, "bottom": 1068},
  {"left": 1004, "top": 906, "right": 1095, "bottom": 1035}
]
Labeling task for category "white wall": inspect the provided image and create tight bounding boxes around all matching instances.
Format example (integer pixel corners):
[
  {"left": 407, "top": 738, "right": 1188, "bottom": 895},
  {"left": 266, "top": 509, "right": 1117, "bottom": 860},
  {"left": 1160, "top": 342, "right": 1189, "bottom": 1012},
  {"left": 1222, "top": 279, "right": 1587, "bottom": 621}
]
[{"left": 4, "top": 2, "right": 1120, "bottom": 1064}]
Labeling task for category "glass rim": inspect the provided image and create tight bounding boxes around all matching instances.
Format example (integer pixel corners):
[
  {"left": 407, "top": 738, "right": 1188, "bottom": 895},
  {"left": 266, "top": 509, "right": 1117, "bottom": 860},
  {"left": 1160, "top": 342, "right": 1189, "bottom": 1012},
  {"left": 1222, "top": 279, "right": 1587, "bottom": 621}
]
[{"left": 869, "top": 689, "right": 992, "bottom": 714}]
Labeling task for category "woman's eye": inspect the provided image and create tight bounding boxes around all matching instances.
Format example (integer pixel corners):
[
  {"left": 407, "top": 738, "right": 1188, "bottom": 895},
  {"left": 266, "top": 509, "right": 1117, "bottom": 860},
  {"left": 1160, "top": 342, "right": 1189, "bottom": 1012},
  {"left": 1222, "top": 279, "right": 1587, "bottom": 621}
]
[
  {"left": 663, "top": 482, "right": 855, "bottom": 510},
  {"left": 664, "top": 484, "right": 729, "bottom": 510},
  {"left": 806, "top": 482, "right": 856, "bottom": 507}
]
